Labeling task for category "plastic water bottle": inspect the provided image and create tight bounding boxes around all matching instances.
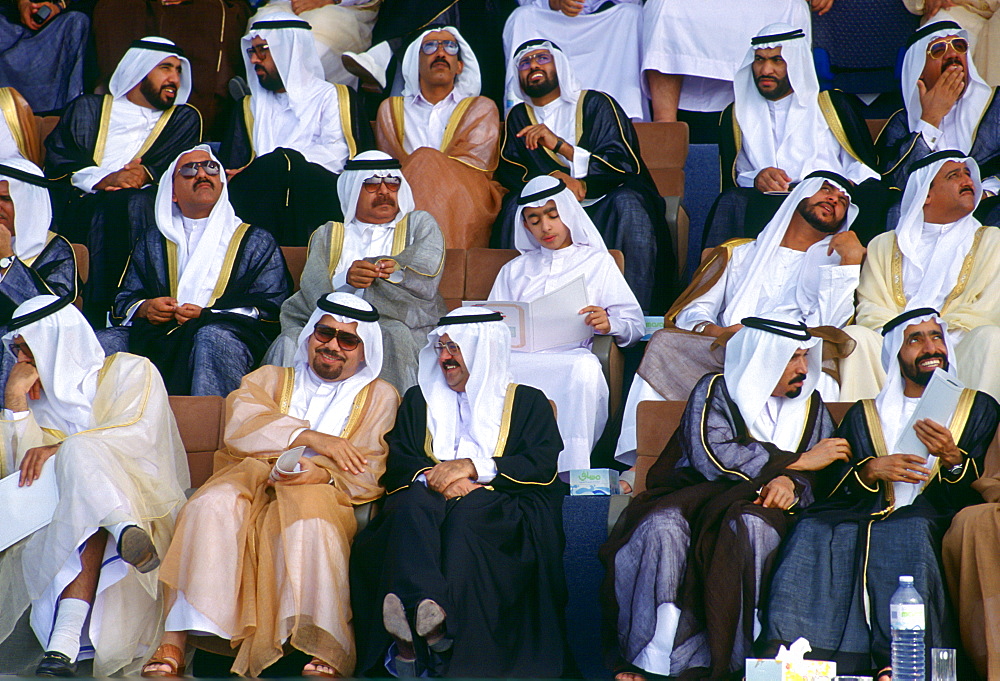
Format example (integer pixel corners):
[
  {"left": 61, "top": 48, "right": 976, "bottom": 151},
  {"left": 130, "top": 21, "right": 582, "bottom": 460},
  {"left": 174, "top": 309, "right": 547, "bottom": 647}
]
[{"left": 890, "top": 575, "right": 925, "bottom": 681}]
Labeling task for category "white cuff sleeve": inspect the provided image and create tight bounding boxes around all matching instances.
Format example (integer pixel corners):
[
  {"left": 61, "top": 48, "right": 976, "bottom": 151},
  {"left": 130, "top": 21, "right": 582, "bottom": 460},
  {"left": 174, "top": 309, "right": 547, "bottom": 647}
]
[
  {"left": 570, "top": 146, "right": 591, "bottom": 179},
  {"left": 471, "top": 458, "right": 498, "bottom": 484},
  {"left": 416, "top": 473, "right": 428, "bottom": 485},
  {"left": 287, "top": 427, "right": 308, "bottom": 448},
  {"left": 121, "top": 300, "right": 144, "bottom": 326},
  {"left": 916, "top": 120, "right": 943, "bottom": 151},
  {"left": 982, "top": 175, "right": 1000, "bottom": 195},
  {"left": 218, "top": 307, "right": 260, "bottom": 319},
  {"left": 3, "top": 409, "right": 28, "bottom": 421},
  {"left": 70, "top": 166, "right": 108, "bottom": 194}
]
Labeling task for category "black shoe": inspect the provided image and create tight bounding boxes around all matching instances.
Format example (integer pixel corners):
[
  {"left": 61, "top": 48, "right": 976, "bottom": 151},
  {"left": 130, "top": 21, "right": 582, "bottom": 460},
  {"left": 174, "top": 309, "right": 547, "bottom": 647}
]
[
  {"left": 36, "top": 651, "right": 76, "bottom": 677},
  {"left": 117, "top": 525, "right": 160, "bottom": 574}
]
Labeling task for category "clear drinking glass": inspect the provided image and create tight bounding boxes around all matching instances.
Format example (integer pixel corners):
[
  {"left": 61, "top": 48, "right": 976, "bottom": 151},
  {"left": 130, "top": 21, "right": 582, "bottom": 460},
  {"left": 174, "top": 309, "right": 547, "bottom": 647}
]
[{"left": 931, "top": 647, "right": 957, "bottom": 681}]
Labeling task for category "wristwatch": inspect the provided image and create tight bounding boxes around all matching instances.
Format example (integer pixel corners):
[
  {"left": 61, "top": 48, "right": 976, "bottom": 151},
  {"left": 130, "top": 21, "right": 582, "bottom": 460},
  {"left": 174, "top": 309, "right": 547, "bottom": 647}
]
[{"left": 0, "top": 256, "right": 14, "bottom": 269}]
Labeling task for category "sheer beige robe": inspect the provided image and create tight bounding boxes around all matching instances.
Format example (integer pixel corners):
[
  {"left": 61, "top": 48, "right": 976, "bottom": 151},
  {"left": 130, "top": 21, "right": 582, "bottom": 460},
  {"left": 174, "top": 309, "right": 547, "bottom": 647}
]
[
  {"left": 376, "top": 95, "right": 505, "bottom": 249},
  {"left": 158, "top": 366, "right": 400, "bottom": 676},
  {"left": 840, "top": 226, "right": 1000, "bottom": 401}
]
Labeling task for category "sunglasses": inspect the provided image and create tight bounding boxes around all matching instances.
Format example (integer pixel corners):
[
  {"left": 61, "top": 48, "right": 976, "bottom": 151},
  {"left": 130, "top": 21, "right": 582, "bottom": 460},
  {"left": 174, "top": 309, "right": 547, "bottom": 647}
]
[
  {"left": 362, "top": 176, "right": 402, "bottom": 192},
  {"left": 246, "top": 44, "right": 270, "bottom": 59},
  {"left": 312, "top": 324, "right": 362, "bottom": 351},
  {"left": 434, "top": 340, "right": 461, "bottom": 356},
  {"left": 927, "top": 36, "right": 969, "bottom": 59},
  {"left": 421, "top": 39, "right": 459, "bottom": 56},
  {"left": 517, "top": 52, "right": 553, "bottom": 72},
  {"left": 178, "top": 160, "right": 221, "bottom": 177}
]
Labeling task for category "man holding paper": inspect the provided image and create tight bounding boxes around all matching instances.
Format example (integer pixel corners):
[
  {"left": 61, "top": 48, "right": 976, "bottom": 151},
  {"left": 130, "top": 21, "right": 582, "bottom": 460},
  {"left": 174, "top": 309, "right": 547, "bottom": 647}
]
[
  {"left": 603, "top": 315, "right": 846, "bottom": 681},
  {"left": 766, "top": 308, "right": 999, "bottom": 677},
  {"left": 488, "top": 176, "right": 643, "bottom": 472},
  {"left": 144, "top": 293, "right": 399, "bottom": 678},
  {"left": 0, "top": 295, "right": 189, "bottom": 677},
  {"left": 350, "top": 307, "right": 569, "bottom": 678},
  {"left": 264, "top": 151, "right": 446, "bottom": 393}
]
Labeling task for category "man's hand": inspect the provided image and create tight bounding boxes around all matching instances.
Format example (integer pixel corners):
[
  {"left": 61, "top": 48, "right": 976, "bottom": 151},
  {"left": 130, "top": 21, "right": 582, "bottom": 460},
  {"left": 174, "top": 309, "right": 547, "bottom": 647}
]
[
  {"left": 347, "top": 260, "right": 383, "bottom": 289},
  {"left": 754, "top": 475, "right": 797, "bottom": 509},
  {"left": 699, "top": 322, "right": 744, "bottom": 338},
  {"left": 580, "top": 306, "right": 611, "bottom": 334},
  {"left": 292, "top": 430, "right": 368, "bottom": 475},
  {"left": 160, "top": 0, "right": 192, "bottom": 5},
  {"left": 174, "top": 303, "right": 202, "bottom": 325},
  {"left": 291, "top": 0, "right": 335, "bottom": 13},
  {"left": 425, "top": 458, "right": 477, "bottom": 494},
  {"left": 754, "top": 167, "right": 792, "bottom": 193},
  {"left": 5, "top": 361, "right": 40, "bottom": 411},
  {"left": 914, "top": 418, "right": 962, "bottom": 467},
  {"left": 789, "top": 438, "right": 851, "bottom": 471},
  {"left": 826, "top": 231, "right": 866, "bottom": 266},
  {"left": 918, "top": 65, "right": 965, "bottom": 128},
  {"left": 550, "top": 170, "right": 586, "bottom": 201},
  {"left": 548, "top": 0, "right": 584, "bottom": 16},
  {"left": 923, "top": 0, "right": 955, "bottom": 16},
  {"left": 809, "top": 0, "right": 835, "bottom": 15},
  {"left": 137, "top": 297, "right": 178, "bottom": 325},
  {"left": 860, "top": 454, "right": 930, "bottom": 486},
  {"left": 374, "top": 259, "right": 396, "bottom": 278},
  {"left": 269, "top": 456, "right": 331, "bottom": 486},
  {"left": 516, "top": 123, "right": 564, "bottom": 154},
  {"left": 225, "top": 167, "right": 243, "bottom": 179},
  {"left": 94, "top": 158, "right": 147, "bottom": 192},
  {"left": 0, "top": 224, "right": 14, "bottom": 261},
  {"left": 441, "top": 477, "right": 484, "bottom": 499},
  {"left": 19, "top": 444, "right": 59, "bottom": 486},
  {"left": 18, "top": 0, "right": 61, "bottom": 30}
]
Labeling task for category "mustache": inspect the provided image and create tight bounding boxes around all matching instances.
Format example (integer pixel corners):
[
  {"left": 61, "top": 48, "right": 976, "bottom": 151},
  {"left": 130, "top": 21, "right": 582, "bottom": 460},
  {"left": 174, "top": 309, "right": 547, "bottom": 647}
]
[
  {"left": 372, "top": 194, "right": 396, "bottom": 207},
  {"left": 194, "top": 177, "right": 214, "bottom": 189},
  {"left": 942, "top": 56, "right": 964, "bottom": 72},
  {"left": 788, "top": 373, "right": 807, "bottom": 384},
  {"left": 960, "top": 185, "right": 974, "bottom": 194},
  {"left": 317, "top": 348, "right": 346, "bottom": 362},
  {"left": 441, "top": 358, "right": 460, "bottom": 369},
  {"left": 432, "top": 56, "right": 449, "bottom": 67}
]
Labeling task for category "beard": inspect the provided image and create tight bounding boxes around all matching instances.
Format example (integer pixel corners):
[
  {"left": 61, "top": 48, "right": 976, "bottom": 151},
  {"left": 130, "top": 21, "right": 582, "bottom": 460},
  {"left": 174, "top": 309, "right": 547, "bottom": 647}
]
[
  {"left": 783, "top": 373, "right": 807, "bottom": 398},
  {"left": 797, "top": 198, "right": 842, "bottom": 234},
  {"left": 255, "top": 66, "right": 284, "bottom": 92},
  {"left": 901, "top": 352, "right": 949, "bottom": 387},
  {"left": 139, "top": 78, "right": 176, "bottom": 111},
  {"left": 311, "top": 348, "right": 346, "bottom": 380},
  {"left": 522, "top": 70, "right": 559, "bottom": 98},
  {"left": 754, "top": 74, "right": 793, "bottom": 101}
]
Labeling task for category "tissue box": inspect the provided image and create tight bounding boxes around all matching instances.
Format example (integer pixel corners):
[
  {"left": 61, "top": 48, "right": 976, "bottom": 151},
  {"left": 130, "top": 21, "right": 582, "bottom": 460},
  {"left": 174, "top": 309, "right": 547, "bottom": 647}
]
[
  {"left": 745, "top": 658, "right": 836, "bottom": 681},
  {"left": 569, "top": 468, "right": 620, "bottom": 495}
]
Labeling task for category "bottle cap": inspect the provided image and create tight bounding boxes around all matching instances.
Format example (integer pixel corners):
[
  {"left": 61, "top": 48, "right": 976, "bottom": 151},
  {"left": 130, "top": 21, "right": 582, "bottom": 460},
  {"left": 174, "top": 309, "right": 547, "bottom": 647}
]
[{"left": 899, "top": 575, "right": 914, "bottom": 583}]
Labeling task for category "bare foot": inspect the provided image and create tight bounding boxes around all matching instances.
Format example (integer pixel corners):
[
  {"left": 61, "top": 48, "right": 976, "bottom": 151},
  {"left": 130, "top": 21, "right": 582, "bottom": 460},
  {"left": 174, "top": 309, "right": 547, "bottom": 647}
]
[
  {"left": 616, "top": 672, "right": 646, "bottom": 681},
  {"left": 302, "top": 658, "right": 339, "bottom": 677}
]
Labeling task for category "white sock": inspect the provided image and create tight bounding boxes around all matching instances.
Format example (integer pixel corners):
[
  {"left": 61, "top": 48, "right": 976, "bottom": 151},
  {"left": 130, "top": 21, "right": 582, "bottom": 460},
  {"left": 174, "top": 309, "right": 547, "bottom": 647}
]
[
  {"left": 46, "top": 598, "right": 90, "bottom": 662},
  {"left": 106, "top": 521, "right": 134, "bottom": 544}
]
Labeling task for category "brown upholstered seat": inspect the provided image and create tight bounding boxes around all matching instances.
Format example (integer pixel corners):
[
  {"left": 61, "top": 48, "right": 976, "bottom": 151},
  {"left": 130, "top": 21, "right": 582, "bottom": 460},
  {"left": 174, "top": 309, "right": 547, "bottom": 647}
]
[
  {"left": 168, "top": 395, "right": 226, "bottom": 488},
  {"left": 439, "top": 248, "right": 465, "bottom": 310},
  {"left": 280, "top": 246, "right": 307, "bottom": 292},
  {"left": 633, "top": 121, "right": 688, "bottom": 198},
  {"left": 70, "top": 243, "right": 88, "bottom": 311}
]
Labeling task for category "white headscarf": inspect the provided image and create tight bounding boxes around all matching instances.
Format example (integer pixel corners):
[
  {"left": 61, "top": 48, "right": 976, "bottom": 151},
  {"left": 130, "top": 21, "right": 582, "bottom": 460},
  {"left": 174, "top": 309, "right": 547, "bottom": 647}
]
[
  {"left": 512, "top": 175, "right": 604, "bottom": 253},
  {"left": 3, "top": 296, "right": 104, "bottom": 435},
  {"left": 108, "top": 37, "right": 192, "bottom": 105},
  {"left": 505, "top": 39, "right": 582, "bottom": 109},
  {"left": 241, "top": 13, "right": 332, "bottom": 156},
  {"left": 288, "top": 293, "right": 383, "bottom": 436},
  {"left": 733, "top": 24, "right": 873, "bottom": 184},
  {"left": 901, "top": 21, "right": 992, "bottom": 152},
  {"left": 154, "top": 144, "right": 242, "bottom": 307},
  {"left": 724, "top": 171, "right": 858, "bottom": 327},
  {"left": 875, "top": 308, "right": 956, "bottom": 505},
  {"left": 418, "top": 307, "right": 513, "bottom": 460},
  {"left": 723, "top": 313, "right": 822, "bottom": 452},
  {"left": 336, "top": 150, "right": 416, "bottom": 226},
  {"left": 895, "top": 151, "right": 982, "bottom": 311},
  {"left": 0, "top": 157, "right": 52, "bottom": 262},
  {"left": 401, "top": 26, "right": 481, "bottom": 99}
]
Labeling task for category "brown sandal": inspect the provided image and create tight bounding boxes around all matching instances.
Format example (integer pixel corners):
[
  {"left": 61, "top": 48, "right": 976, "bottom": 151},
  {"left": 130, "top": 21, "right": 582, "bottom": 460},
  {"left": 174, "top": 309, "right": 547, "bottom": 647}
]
[
  {"left": 141, "top": 643, "right": 185, "bottom": 677},
  {"left": 302, "top": 658, "right": 338, "bottom": 677}
]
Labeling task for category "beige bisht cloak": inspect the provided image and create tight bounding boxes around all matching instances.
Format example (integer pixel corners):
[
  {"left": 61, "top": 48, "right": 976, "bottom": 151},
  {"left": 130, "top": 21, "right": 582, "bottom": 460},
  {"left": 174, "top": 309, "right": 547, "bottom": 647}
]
[
  {"left": 264, "top": 212, "right": 447, "bottom": 392},
  {"left": 942, "top": 438, "right": 1000, "bottom": 680},
  {"left": 158, "top": 365, "right": 399, "bottom": 677},
  {"left": 840, "top": 226, "right": 1000, "bottom": 400},
  {"left": 0, "top": 353, "right": 189, "bottom": 676},
  {"left": 376, "top": 96, "right": 504, "bottom": 249}
]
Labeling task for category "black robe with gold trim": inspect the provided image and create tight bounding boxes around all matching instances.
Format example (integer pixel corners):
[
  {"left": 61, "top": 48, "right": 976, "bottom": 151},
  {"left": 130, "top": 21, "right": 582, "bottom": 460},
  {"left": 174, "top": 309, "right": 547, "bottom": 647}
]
[
  {"left": 219, "top": 87, "right": 373, "bottom": 247},
  {"left": 105, "top": 223, "right": 291, "bottom": 396},
  {"left": 495, "top": 90, "right": 676, "bottom": 312},
  {"left": 43, "top": 93, "right": 202, "bottom": 326},
  {"left": 765, "top": 390, "right": 1000, "bottom": 675},
  {"left": 350, "top": 383, "right": 570, "bottom": 678},
  {"left": 707, "top": 90, "right": 889, "bottom": 249}
]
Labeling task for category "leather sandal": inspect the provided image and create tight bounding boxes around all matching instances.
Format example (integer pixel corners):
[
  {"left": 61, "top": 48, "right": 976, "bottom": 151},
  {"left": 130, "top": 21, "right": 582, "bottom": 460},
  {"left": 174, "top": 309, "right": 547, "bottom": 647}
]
[
  {"left": 302, "top": 658, "right": 338, "bottom": 678},
  {"left": 876, "top": 668, "right": 892, "bottom": 681},
  {"left": 35, "top": 651, "right": 76, "bottom": 677},
  {"left": 117, "top": 525, "right": 160, "bottom": 574},
  {"left": 140, "top": 643, "right": 185, "bottom": 677}
]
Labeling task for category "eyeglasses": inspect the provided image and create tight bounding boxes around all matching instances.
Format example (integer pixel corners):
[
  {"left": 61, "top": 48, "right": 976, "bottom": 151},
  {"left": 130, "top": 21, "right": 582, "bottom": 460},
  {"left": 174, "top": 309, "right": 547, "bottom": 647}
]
[
  {"left": 312, "top": 324, "right": 362, "bottom": 351},
  {"left": 177, "top": 160, "right": 221, "bottom": 178},
  {"left": 420, "top": 39, "right": 459, "bottom": 56},
  {"left": 7, "top": 341, "right": 32, "bottom": 358},
  {"left": 927, "top": 36, "right": 969, "bottom": 59},
  {"left": 517, "top": 52, "right": 553, "bottom": 71},
  {"left": 435, "top": 340, "right": 461, "bottom": 356},
  {"left": 246, "top": 43, "right": 270, "bottom": 59},
  {"left": 361, "top": 176, "right": 402, "bottom": 193}
]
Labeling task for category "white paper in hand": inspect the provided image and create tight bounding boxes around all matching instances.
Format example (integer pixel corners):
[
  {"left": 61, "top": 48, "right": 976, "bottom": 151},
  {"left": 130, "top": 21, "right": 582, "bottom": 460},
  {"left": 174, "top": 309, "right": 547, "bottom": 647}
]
[
  {"left": 270, "top": 445, "right": 307, "bottom": 482},
  {"left": 0, "top": 458, "right": 59, "bottom": 551}
]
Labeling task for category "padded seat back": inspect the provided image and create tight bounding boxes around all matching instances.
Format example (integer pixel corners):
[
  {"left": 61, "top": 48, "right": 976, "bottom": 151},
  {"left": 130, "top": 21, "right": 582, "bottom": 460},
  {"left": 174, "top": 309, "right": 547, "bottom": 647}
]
[
  {"left": 439, "top": 248, "right": 466, "bottom": 310},
  {"left": 633, "top": 121, "right": 688, "bottom": 198},
  {"left": 280, "top": 246, "right": 307, "bottom": 292},
  {"left": 169, "top": 395, "right": 226, "bottom": 487}
]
